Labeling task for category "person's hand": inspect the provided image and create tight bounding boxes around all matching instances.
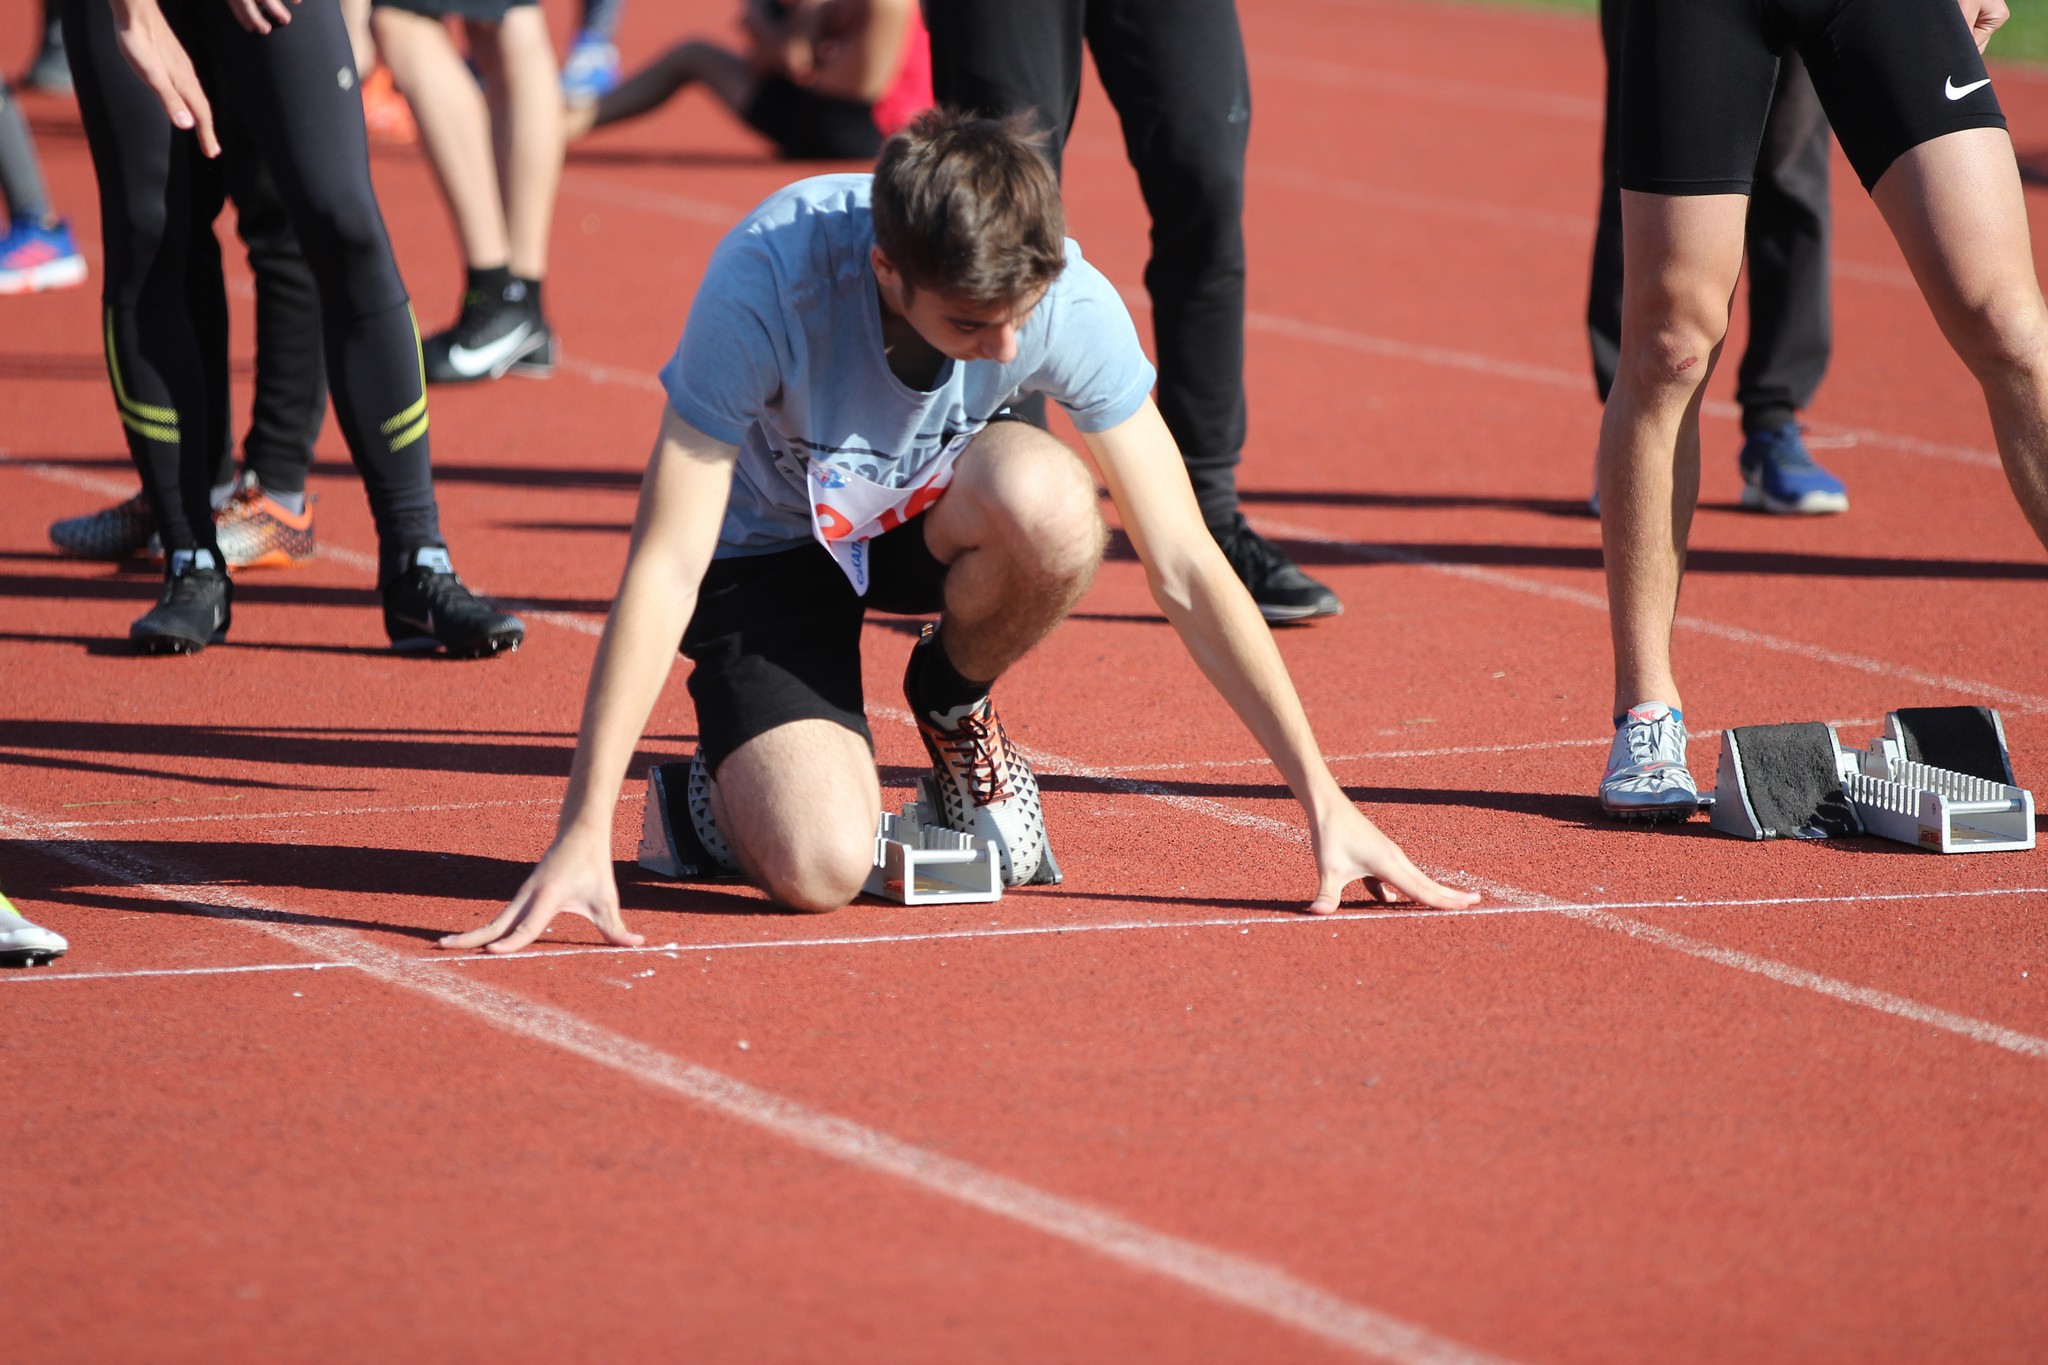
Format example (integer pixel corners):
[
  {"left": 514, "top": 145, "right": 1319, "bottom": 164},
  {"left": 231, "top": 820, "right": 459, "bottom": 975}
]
[
  {"left": 224, "top": 0, "right": 301, "bottom": 36},
  {"left": 109, "top": 0, "right": 220, "bottom": 157},
  {"left": 439, "top": 829, "right": 644, "bottom": 954},
  {"left": 1306, "top": 803, "right": 1483, "bottom": 914},
  {"left": 1962, "top": 0, "right": 2008, "bottom": 51}
]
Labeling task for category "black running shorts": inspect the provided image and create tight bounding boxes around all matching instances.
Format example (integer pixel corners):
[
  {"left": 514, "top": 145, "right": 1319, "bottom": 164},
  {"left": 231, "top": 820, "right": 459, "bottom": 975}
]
[
  {"left": 1620, "top": 0, "right": 2007, "bottom": 193},
  {"left": 680, "top": 516, "right": 948, "bottom": 775},
  {"left": 741, "top": 75, "right": 884, "bottom": 162}
]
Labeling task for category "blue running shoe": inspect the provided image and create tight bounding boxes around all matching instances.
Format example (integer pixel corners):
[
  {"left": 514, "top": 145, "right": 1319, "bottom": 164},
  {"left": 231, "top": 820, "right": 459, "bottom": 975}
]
[
  {"left": 0, "top": 217, "right": 86, "bottom": 295},
  {"left": 1738, "top": 424, "right": 1848, "bottom": 515},
  {"left": 561, "top": 30, "right": 620, "bottom": 104}
]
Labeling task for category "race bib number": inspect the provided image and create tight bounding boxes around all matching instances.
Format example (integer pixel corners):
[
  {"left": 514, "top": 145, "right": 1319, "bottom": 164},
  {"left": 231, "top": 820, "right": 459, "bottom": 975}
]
[{"left": 806, "top": 431, "right": 974, "bottom": 593}]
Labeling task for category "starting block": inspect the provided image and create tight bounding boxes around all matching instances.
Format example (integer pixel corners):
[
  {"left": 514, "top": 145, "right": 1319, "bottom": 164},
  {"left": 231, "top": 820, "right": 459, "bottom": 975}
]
[
  {"left": 637, "top": 764, "right": 1002, "bottom": 902},
  {"left": 1711, "top": 706, "right": 2035, "bottom": 854},
  {"left": 863, "top": 780, "right": 1002, "bottom": 905}
]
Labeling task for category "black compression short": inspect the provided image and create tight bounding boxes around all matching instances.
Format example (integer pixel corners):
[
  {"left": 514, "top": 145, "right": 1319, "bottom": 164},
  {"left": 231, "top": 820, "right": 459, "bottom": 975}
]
[
  {"left": 742, "top": 76, "right": 883, "bottom": 161},
  {"left": 1620, "top": 0, "right": 2007, "bottom": 193},
  {"left": 680, "top": 516, "right": 948, "bottom": 776}
]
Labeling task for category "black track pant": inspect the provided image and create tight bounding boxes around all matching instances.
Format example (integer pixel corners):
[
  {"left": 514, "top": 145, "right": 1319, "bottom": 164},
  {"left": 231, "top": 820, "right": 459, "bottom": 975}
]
[
  {"left": 926, "top": 0, "right": 1250, "bottom": 534},
  {"left": 64, "top": 0, "right": 441, "bottom": 576},
  {"left": 1587, "top": 0, "right": 1831, "bottom": 435}
]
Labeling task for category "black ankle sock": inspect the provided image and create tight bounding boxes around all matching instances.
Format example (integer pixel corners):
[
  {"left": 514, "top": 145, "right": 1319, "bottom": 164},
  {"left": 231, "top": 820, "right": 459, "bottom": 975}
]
[
  {"left": 467, "top": 265, "right": 514, "bottom": 305},
  {"left": 908, "top": 625, "right": 992, "bottom": 720},
  {"left": 514, "top": 275, "right": 543, "bottom": 317}
]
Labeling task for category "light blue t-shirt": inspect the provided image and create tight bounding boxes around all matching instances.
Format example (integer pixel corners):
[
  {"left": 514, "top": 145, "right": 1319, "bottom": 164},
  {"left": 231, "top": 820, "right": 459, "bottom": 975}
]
[{"left": 660, "top": 174, "right": 1157, "bottom": 563}]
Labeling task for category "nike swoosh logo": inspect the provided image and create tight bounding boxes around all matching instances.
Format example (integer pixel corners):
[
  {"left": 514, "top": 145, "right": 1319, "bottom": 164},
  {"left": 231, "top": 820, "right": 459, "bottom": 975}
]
[
  {"left": 446, "top": 323, "right": 534, "bottom": 374},
  {"left": 1946, "top": 77, "right": 1991, "bottom": 101}
]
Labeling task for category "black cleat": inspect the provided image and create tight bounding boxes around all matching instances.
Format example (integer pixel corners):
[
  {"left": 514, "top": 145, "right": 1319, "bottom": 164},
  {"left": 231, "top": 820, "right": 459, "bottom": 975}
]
[
  {"left": 422, "top": 289, "right": 554, "bottom": 384},
  {"left": 1215, "top": 514, "right": 1342, "bottom": 623},
  {"left": 130, "top": 550, "right": 232, "bottom": 654},
  {"left": 381, "top": 547, "right": 525, "bottom": 657}
]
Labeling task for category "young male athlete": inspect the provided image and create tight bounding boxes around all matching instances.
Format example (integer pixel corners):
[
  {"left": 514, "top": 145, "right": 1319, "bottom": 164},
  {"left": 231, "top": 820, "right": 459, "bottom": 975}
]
[
  {"left": 1597, "top": 0, "right": 2048, "bottom": 816},
  {"left": 446, "top": 111, "right": 1477, "bottom": 952}
]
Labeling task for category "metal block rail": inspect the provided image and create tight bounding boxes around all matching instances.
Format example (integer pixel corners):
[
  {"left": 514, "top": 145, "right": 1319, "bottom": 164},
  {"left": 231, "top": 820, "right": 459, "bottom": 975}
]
[{"left": 864, "top": 797, "right": 1002, "bottom": 905}]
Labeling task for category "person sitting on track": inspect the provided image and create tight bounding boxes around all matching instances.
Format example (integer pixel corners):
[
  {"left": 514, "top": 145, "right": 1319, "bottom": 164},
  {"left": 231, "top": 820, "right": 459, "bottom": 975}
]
[
  {"left": 82, "top": 0, "right": 525, "bottom": 657},
  {"left": 563, "top": 0, "right": 930, "bottom": 163},
  {"left": 1595, "top": 0, "right": 2048, "bottom": 818},
  {"left": 445, "top": 109, "right": 1478, "bottom": 951}
]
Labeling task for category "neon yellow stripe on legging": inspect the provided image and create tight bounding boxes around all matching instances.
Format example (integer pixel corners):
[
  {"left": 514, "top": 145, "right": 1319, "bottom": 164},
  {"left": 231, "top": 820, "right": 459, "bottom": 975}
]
[
  {"left": 387, "top": 413, "right": 429, "bottom": 452},
  {"left": 102, "top": 310, "right": 179, "bottom": 431},
  {"left": 380, "top": 391, "right": 426, "bottom": 437},
  {"left": 117, "top": 410, "right": 181, "bottom": 445}
]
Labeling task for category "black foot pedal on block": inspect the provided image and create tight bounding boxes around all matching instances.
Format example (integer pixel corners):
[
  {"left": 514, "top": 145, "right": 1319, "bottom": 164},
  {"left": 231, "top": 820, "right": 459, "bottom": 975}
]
[
  {"left": 1709, "top": 721, "right": 1865, "bottom": 841},
  {"left": 1887, "top": 706, "right": 2017, "bottom": 785}
]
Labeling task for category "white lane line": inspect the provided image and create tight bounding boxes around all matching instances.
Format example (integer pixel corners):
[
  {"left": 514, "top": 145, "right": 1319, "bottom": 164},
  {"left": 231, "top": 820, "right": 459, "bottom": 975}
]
[
  {"left": 0, "top": 808, "right": 1515, "bottom": 1365},
  {"left": 1252, "top": 517, "right": 2048, "bottom": 715},
  {"left": 1246, "top": 50, "right": 1601, "bottom": 121},
  {"left": 1239, "top": 312, "right": 2003, "bottom": 470},
  {"left": 11, "top": 884, "right": 2044, "bottom": 985},
  {"left": 41, "top": 795, "right": 570, "bottom": 831}
]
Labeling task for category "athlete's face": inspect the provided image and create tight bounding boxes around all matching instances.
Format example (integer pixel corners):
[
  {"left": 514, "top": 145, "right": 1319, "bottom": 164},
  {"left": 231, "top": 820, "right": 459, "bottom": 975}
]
[{"left": 872, "top": 248, "right": 1046, "bottom": 365}]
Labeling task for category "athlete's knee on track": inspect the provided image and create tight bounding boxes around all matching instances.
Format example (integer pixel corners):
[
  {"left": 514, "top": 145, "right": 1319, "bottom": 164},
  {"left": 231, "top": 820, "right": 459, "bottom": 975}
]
[{"left": 748, "top": 820, "right": 874, "bottom": 914}]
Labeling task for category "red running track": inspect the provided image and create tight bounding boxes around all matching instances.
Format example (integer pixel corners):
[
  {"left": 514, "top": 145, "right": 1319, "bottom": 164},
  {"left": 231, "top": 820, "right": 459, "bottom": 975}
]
[{"left": 3, "top": 0, "right": 2046, "bottom": 1360}]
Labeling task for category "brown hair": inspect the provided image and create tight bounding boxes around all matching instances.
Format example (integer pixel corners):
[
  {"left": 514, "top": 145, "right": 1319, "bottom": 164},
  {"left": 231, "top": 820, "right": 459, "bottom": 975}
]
[{"left": 870, "top": 107, "right": 1066, "bottom": 305}]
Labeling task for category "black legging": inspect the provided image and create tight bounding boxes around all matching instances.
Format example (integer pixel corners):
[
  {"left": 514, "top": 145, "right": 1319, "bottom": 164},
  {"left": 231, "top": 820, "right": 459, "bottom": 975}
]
[
  {"left": 63, "top": 0, "right": 442, "bottom": 578},
  {"left": 926, "top": 0, "right": 1251, "bottom": 536}
]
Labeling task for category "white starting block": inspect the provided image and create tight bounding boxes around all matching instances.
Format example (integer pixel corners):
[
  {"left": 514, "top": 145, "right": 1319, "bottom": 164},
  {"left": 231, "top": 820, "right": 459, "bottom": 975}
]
[
  {"left": 1839, "top": 712, "right": 2035, "bottom": 854},
  {"left": 1710, "top": 706, "right": 2035, "bottom": 854},
  {"left": 863, "top": 786, "right": 1002, "bottom": 905}
]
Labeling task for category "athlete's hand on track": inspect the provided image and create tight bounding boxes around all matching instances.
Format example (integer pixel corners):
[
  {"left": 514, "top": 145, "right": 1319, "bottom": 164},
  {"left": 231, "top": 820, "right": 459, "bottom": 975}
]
[
  {"left": 225, "top": 0, "right": 301, "bottom": 36},
  {"left": 1961, "top": 0, "right": 2008, "bottom": 51},
  {"left": 439, "top": 832, "right": 645, "bottom": 954},
  {"left": 1308, "top": 804, "right": 1482, "bottom": 914},
  {"left": 109, "top": 0, "right": 220, "bottom": 157}
]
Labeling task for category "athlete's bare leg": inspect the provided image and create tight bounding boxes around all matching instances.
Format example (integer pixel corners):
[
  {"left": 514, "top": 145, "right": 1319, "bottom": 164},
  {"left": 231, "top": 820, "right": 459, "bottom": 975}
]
[
  {"left": 921, "top": 419, "right": 1106, "bottom": 682},
  {"left": 1598, "top": 190, "right": 1749, "bottom": 716},
  {"left": 1874, "top": 126, "right": 2048, "bottom": 549},
  {"left": 711, "top": 719, "right": 881, "bottom": 914},
  {"left": 374, "top": 7, "right": 509, "bottom": 269}
]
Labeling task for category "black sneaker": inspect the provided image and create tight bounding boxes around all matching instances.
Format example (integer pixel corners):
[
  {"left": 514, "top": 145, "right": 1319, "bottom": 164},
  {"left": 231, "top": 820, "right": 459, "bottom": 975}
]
[
  {"left": 421, "top": 291, "right": 554, "bottom": 384},
  {"left": 1215, "top": 514, "right": 1341, "bottom": 623},
  {"left": 381, "top": 547, "right": 525, "bottom": 657},
  {"left": 130, "top": 549, "right": 232, "bottom": 654}
]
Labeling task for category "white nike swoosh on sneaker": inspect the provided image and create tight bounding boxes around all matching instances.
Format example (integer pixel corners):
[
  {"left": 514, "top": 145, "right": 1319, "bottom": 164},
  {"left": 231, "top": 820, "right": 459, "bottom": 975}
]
[
  {"left": 445, "top": 322, "right": 535, "bottom": 376},
  {"left": 1946, "top": 76, "right": 1992, "bottom": 101}
]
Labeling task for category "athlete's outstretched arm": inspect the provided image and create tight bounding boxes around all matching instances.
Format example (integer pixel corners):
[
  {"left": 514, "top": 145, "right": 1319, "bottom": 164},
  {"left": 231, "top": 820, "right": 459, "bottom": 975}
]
[
  {"left": 1083, "top": 399, "right": 1480, "bottom": 914},
  {"left": 442, "top": 407, "right": 739, "bottom": 953}
]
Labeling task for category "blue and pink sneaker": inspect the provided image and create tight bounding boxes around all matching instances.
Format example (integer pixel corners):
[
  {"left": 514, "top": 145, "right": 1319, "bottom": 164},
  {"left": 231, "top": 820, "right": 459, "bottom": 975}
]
[{"left": 0, "top": 216, "right": 86, "bottom": 295}]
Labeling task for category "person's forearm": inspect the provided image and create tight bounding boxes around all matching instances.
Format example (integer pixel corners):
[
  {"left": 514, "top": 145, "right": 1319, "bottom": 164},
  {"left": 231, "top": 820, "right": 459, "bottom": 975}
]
[
  {"left": 555, "top": 561, "right": 697, "bottom": 846},
  {"left": 1151, "top": 553, "right": 1349, "bottom": 821}
]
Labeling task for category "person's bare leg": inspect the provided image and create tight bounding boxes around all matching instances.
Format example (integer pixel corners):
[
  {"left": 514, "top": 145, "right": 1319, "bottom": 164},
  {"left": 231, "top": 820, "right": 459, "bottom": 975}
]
[
  {"left": 374, "top": 7, "right": 509, "bottom": 270},
  {"left": 921, "top": 420, "right": 1107, "bottom": 683},
  {"left": 1600, "top": 189, "right": 1749, "bottom": 717},
  {"left": 340, "top": 0, "right": 373, "bottom": 75},
  {"left": 708, "top": 720, "right": 881, "bottom": 913},
  {"left": 577, "top": 40, "right": 754, "bottom": 137},
  {"left": 488, "top": 7, "right": 563, "bottom": 282},
  {"left": 1873, "top": 127, "right": 2048, "bottom": 550}
]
